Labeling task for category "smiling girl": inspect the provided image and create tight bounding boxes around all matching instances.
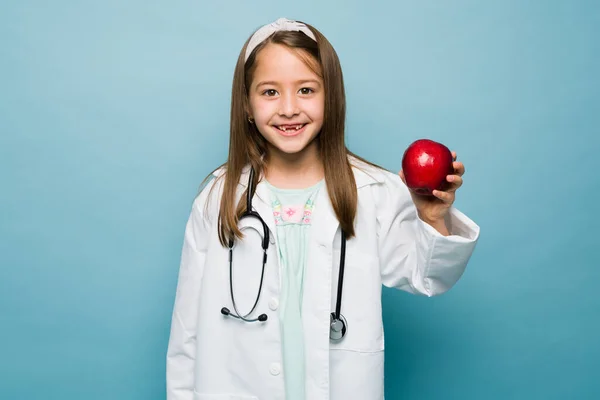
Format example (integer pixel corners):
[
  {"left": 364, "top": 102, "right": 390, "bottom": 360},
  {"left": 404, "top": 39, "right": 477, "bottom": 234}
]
[{"left": 166, "top": 17, "right": 480, "bottom": 400}]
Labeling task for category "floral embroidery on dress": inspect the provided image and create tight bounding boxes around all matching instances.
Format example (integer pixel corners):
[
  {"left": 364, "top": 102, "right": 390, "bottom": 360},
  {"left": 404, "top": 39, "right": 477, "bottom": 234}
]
[
  {"left": 273, "top": 200, "right": 283, "bottom": 225},
  {"left": 302, "top": 199, "right": 315, "bottom": 224},
  {"left": 272, "top": 197, "right": 316, "bottom": 225}
]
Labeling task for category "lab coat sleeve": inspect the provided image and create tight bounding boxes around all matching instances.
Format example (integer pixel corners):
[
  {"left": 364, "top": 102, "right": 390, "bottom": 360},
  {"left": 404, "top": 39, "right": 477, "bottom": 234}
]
[
  {"left": 166, "top": 195, "right": 210, "bottom": 399},
  {"left": 376, "top": 172, "right": 480, "bottom": 296}
]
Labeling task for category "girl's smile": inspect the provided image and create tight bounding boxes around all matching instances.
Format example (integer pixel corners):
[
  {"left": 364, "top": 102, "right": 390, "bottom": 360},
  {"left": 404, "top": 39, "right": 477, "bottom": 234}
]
[{"left": 273, "top": 123, "right": 307, "bottom": 136}]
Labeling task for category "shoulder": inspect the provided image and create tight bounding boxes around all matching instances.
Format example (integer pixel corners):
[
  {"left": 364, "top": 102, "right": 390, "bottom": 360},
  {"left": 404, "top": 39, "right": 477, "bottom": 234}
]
[
  {"left": 348, "top": 154, "right": 412, "bottom": 209},
  {"left": 348, "top": 154, "right": 405, "bottom": 190},
  {"left": 190, "top": 164, "right": 228, "bottom": 221}
]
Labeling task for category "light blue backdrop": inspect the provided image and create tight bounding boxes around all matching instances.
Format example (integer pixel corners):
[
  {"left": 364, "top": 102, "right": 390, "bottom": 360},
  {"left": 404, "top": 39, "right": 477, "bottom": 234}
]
[{"left": 1, "top": 1, "right": 598, "bottom": 399}]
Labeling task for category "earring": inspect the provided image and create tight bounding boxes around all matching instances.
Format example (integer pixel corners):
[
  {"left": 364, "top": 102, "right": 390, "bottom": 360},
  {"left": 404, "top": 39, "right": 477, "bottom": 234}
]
[{"left": 248, "top": 117, "right": 254, "bottom": 124}]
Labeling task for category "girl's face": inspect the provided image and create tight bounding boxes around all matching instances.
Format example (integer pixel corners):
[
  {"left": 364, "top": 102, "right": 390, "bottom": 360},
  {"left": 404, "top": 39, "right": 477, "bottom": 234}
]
[{"left": 247, "top": 43, "right": 325, "bottom": 162}]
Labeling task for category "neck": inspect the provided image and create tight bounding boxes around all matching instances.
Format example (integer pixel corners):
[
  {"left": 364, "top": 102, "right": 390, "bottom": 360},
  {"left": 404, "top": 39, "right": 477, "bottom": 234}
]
[{"left": 264, "top": 144, "right": 324, "bottom": 189}]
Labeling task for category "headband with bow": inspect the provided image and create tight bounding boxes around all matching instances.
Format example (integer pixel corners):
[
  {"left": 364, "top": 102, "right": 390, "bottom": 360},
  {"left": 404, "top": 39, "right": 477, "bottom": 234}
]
[{"left": 244, "top": 17, "right": 317, "bottom": 62}]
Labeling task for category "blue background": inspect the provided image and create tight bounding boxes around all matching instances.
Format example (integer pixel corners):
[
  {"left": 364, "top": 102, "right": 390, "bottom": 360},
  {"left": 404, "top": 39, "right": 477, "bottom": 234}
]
[{"left": 1, "top": 1, "right": 598, "bottom": 399}]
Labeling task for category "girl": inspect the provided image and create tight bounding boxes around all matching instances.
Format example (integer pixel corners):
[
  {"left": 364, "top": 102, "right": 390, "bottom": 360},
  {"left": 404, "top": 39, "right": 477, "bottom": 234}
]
[{"left": 167, "top": 17, "right": 480, "bottom": 400}]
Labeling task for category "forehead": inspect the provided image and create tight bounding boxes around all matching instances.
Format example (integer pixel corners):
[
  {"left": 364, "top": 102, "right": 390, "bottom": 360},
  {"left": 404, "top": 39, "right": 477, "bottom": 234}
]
[{"left": 251, "top": 43, "right": 321, "bottom": 84}]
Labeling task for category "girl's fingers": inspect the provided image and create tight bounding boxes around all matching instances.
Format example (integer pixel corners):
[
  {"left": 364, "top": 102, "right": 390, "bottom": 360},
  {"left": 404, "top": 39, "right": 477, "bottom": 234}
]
[
  {"left": 452, "top": 151, "right": 457, "bottom": 162},
  {"left": 432, "top": 189, "right": 454, "bottom": 203},
  {"left": 446, "top": 175, "right": 463, "bottom": 191},
  {"left": 398, "top": 170, "right": 406, "bottom": 184},
  {"left": 453, "top": 161, "right": 465, "bottom": 176}
]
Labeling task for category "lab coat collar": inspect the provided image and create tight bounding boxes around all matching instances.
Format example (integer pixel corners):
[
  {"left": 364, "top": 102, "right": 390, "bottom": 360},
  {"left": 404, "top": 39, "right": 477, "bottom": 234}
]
[{"left": 211, "top": 156, "right": 386, "bottom": 247}]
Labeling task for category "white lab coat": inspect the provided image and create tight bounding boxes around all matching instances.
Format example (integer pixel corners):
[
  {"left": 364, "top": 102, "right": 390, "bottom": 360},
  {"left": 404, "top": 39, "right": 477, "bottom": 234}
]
[{"left": 166, "top": 157, "right": 480, "bottom": 400}]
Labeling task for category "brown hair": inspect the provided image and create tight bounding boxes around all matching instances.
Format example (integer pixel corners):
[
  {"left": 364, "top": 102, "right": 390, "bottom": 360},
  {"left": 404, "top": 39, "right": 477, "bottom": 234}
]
[{"left": 208, "top": 20, "right": 381, "bottom": 247}]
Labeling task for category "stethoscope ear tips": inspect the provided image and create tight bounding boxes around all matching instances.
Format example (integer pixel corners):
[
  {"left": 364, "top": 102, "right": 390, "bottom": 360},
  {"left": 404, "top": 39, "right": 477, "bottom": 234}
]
[{"left": 221, "top": 307, "right": 268, "bottom": 322}]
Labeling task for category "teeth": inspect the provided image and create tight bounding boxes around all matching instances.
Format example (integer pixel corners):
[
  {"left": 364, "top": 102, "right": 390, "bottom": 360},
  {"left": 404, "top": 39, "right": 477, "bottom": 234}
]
[{"left": 278, "top": 125, "right": 303, "bottom": 132}]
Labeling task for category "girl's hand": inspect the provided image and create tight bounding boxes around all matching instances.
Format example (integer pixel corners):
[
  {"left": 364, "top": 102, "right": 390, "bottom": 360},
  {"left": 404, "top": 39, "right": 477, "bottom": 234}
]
[{"left": 399, "top": 151, "right": 465, "bottom": 230}]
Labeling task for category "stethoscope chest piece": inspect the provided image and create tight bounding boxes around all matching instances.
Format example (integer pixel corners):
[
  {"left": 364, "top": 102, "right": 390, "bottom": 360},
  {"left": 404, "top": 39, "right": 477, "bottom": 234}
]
[{"left": 329, "top": 312, "right": 348, "bottom": 341}]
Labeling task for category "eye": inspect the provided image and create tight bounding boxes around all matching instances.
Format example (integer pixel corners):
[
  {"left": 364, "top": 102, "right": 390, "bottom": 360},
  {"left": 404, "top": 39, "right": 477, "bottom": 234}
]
[
  {"left": 262, "top": 89, "right": 278, "bottom": 97},
  {"left": 299, "top": 87, "right": 314, "bottom": 95}
]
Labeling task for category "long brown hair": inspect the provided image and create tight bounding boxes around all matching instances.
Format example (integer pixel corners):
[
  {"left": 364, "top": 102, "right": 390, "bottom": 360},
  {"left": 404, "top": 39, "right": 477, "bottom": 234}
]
[{"left": 209, "top": 20, "right": 380, "bottom": 247}]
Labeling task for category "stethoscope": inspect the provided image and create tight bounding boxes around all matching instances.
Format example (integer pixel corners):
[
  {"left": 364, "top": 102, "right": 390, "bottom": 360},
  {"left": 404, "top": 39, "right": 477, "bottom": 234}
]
[{"left": 220, "top": 168, "right": 348, "bottom": 341}]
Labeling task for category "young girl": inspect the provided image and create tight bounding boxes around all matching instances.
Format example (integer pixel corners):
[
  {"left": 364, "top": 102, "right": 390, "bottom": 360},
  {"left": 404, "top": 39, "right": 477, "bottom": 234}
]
[{"left": 167, "top": 17, "right": 480, "bottom": 400}]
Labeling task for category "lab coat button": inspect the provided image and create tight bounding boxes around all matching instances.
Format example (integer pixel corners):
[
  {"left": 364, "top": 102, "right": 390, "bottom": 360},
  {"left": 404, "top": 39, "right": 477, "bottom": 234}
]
[
  {"left": 268, "top": 298, "right": 279, "bottom": 311},
  {"left": 269, "top": 363, "right": 281, "bottom": 376}
]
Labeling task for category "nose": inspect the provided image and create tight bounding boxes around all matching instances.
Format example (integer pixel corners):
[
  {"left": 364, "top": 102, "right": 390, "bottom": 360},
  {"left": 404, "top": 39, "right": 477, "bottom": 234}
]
[{"left": 278, "top": 92, "right": 299, "bottom": 118}]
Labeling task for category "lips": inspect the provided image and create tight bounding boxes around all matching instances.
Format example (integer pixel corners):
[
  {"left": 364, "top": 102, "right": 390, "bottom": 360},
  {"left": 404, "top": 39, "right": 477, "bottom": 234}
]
[
  {"left": 274, "top": 124, "right": 307, "bottom": 136},
  {"left": 275, "top": 124, "right": 305, "bottom": 131}
]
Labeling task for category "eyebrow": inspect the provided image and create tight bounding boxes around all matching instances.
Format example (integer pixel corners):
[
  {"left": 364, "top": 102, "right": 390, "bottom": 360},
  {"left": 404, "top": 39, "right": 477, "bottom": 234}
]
[{"left": 255, "top": 79, "right": 322, "bottom": 88}]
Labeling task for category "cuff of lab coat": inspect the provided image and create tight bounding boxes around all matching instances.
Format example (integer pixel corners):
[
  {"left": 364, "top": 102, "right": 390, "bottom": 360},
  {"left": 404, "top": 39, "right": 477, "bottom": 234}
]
[
  {"left": 417, "top": 206, "right": 480, "bottom": 242},
  {"left": 415, "top": 207, "right": 480, "bottom": 295}
]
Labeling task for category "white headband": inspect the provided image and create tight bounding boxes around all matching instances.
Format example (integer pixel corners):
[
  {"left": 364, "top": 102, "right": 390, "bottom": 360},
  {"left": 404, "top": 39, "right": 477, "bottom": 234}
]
[{"left": 244, "top": 17, "right": 317, "bottom": 62}]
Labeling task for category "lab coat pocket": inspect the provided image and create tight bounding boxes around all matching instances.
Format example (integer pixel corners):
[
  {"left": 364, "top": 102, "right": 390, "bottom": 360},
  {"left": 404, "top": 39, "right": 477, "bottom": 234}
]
[
  {"left": 330, "top": 251, "right": 384, "bottom": 353},
  {"left": 193, "top": 392, "right": 259, "bottom": 400}
]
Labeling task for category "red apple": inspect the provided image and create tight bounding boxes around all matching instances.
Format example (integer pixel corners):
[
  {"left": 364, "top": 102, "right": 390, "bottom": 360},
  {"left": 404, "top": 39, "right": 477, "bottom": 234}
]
[{"left": 401, "top": 139, "right": 454, "bottom": 196}]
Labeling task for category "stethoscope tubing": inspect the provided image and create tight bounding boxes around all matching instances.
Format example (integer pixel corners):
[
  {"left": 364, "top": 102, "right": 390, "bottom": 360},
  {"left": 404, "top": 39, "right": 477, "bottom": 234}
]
[{"left": 222, "top": 167, "right": 348, "bottom": 340}]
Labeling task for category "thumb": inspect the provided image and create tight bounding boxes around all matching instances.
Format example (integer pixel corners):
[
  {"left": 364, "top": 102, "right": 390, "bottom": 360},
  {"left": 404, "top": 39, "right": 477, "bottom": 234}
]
[{"left": 398, "top": 170, "right": 406, "bottom": 184}]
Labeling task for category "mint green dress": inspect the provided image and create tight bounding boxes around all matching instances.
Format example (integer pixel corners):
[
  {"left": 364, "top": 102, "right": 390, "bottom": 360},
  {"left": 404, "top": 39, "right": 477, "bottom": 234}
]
[{"left": 264, "top": 179, "right": 325, "bottom": 400}]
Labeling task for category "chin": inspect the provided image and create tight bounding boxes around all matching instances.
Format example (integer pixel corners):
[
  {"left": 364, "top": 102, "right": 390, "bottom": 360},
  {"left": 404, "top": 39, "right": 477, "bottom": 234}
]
[
  {"left": 274, "top": 143, "right": 311, "bottom": 155},
  {"left": 265, "top": 129, "right": 320, "bottom": 156}
]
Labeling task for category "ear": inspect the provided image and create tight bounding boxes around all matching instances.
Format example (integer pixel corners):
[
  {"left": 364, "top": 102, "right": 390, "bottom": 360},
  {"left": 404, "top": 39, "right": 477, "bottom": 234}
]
[{"left": 245, "top": 102, "right": 254, "bottom": 123}]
